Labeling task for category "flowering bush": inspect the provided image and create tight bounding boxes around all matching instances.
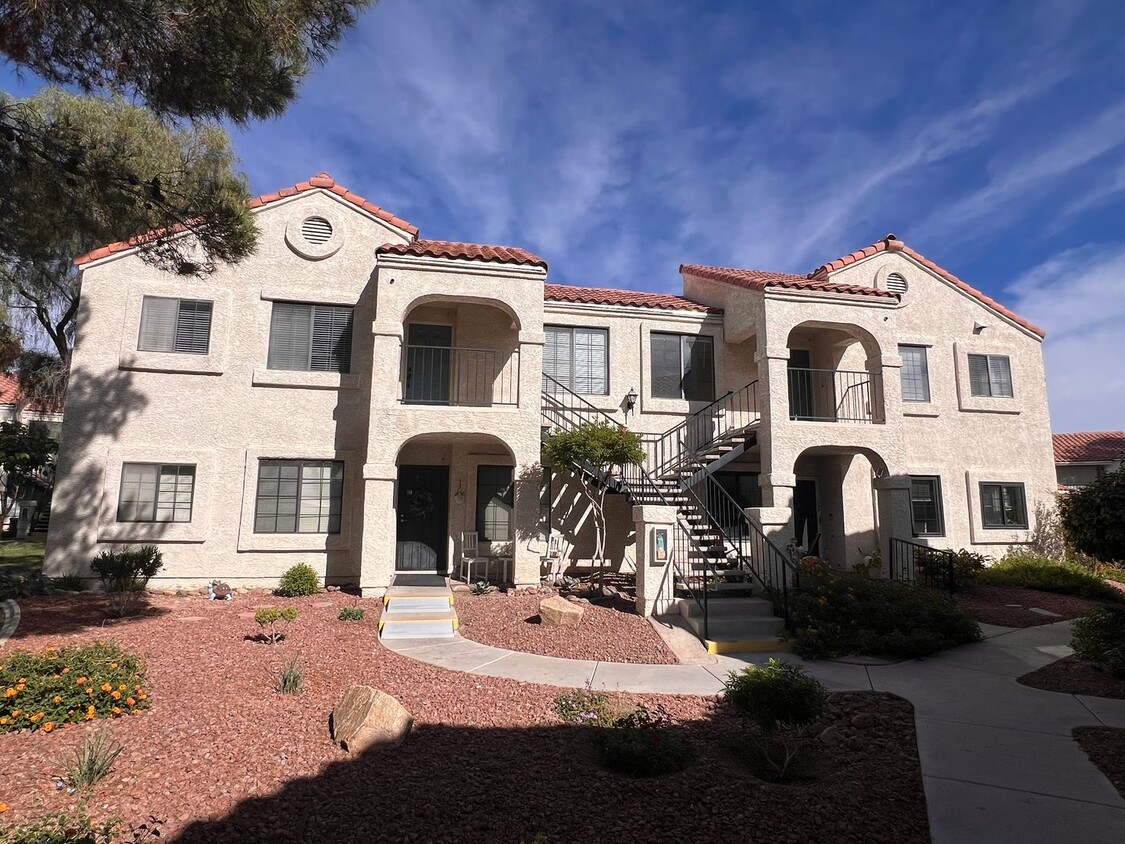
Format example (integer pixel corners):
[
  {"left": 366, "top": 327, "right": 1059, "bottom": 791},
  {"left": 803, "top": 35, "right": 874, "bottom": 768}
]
[
  {"left": 553, "top": 688, "right": 617, "bottom": 727},
  {"left": 1, "top": 642, "right": 149, "bottom": 734}
]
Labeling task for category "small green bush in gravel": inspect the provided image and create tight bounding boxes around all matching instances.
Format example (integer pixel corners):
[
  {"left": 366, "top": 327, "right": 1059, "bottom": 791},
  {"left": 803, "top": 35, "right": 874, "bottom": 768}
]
[
  {"left": 792, "top": 568, "right": 982, "bottom": 659},
  {"left": 338, "top": 606, "right": 365, "bottom": 622},
  {"left": 254, "top": 606, "right": 298, "bottom": 644},
  {"left": 62, "top": 726, "right": 123, "bottom": 790},
  {"left": 276, "top": 563, "right": 319, "bottom": 597},
  {"left": 553, "top": 688, "right": 617, "bottom": 726},
  {"left": 275, "top": 654, "right": 305, "bottom": 694},
  {"left": 1072, "top": 605, "right": 1125, "bottom": 677},
  {"left": 89, "top": 546, "right": 163, "bottom": 616},
  {"left": 0, "top": 812, "right": 161, "bottom": 844},
  {"left": 724, "top": 659, "right": 828, "bottom": 731},
  {"left": 596, "top": 705, "right": 691, "bottom": 777},
  {"left": 1, "top": 641, "right": 149, "bottom": 734},
  {"left": 978, "top": 552, "right": 1125, "bottom": 602}
]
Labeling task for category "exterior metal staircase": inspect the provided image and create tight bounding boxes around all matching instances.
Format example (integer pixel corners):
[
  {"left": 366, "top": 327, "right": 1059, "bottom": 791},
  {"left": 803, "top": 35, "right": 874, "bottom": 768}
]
[{"left": 541, "top": 376, "right": 799, "bottom": 652}]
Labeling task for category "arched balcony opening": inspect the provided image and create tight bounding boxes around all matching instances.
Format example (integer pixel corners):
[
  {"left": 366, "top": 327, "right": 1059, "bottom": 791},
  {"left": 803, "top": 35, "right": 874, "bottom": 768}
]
[{"left": 785, "top": 321, "right": 884, "bottom": 424}]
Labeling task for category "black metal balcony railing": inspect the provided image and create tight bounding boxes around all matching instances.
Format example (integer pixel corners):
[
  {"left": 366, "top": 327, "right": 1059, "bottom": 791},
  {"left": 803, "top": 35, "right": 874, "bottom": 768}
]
[
  {"left": 787, "top": 367, "right": 883, "bottom": 424},
  {"left": 401, "top": 345, "right": 519, "bottom": 407}
]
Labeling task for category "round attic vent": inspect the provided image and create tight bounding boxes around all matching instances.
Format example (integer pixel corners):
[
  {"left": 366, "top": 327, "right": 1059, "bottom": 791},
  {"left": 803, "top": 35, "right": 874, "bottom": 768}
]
[
  {"left": 886, "top": 272, "right": 908, "bottom": 294},
  {"left": 301, "top": 216, "right": 333, "bottom": 246}
]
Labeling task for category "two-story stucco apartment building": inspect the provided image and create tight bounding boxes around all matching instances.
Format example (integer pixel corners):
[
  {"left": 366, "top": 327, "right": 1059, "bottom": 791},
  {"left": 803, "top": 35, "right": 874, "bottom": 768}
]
[{"left": 44, "top": 173, "right": 1057, "bottom": 625}]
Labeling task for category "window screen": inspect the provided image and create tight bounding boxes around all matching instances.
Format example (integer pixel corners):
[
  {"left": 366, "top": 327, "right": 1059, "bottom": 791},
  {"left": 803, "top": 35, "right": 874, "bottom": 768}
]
[
  {"left": 899, "top": 345, "right": 930, "bottom": 402},
  {"left": 267, "top": 303, "right": 353, "bottom": 373},
  {"left": 476, "top": 465, "right": 513, "bottom": 541},
  {"left": 254, "top": 460, "right": 343, "bottom": 534},
  {"left": 138, "top": 297, "right": 213, "bottom": 354},
  {"left": 117, "top": 463, "right": 195, "bottom": 522},
  {"left": 968, "top": 354, "right": 1013, "bottom": 397}
]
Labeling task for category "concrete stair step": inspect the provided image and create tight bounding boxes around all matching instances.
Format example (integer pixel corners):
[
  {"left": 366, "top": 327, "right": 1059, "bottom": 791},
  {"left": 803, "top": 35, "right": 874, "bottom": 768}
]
[
  {"left": 679, "top": 596, "right": 776, "bottom": 618},
  {"left": 379, "top": 619, "right": 457, "bottom": 639},
  {"left": 385, "top": 596, "right": 453, "bottom": 613},
  {"left": 682, "top": 613, "right": 785, "bottom": 640}
]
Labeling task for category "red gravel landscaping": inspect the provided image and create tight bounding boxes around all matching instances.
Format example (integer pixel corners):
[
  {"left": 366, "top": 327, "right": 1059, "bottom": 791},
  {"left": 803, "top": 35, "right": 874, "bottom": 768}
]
[
  {"left": 1074, "top": 727, "right": 1125, "bottom": 799},
  {"left": 957, "top": 583, "right": 1094, "bottom": 627},
  {"left": 1018, "top": 654, "right": 1125, "bottom": 700},
  {"left": 455, "top": 590, "right": 678, "bottom": 663},
  {"left": 1, "top": 592, "right": 930, "bottom": 843}
]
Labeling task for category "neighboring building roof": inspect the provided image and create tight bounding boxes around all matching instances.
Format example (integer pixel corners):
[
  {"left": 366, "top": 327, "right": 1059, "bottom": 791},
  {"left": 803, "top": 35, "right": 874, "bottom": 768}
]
[
  {"left": 809, "top": 235, "right": 1046, "bottom": 338},
  {"left": 0, "top": 373, "right": 54, "bottom": 414},
  {"left": 1053, "top": 431, "right": 1125, "bottom": 464},
  {"left": 377, "top": 239, "right": 547, "bottom": 269},
  {"left": 681, "top": 264, "right": 899, "bottom": 299},
  {"left": 544, "top": 284, "right": 719, "bottom": 313},
  {"left": 74, "top": 172, "right": 418, "bottom": 266}
]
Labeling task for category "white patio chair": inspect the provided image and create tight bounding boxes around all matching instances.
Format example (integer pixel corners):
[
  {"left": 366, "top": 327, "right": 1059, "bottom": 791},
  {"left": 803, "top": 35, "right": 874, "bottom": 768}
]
[
  {"left": 541, "top": 533, "right": 570, "bottom": 583},
  {"left": 459, "top": 531, "right": 487, "bottom": 584}
]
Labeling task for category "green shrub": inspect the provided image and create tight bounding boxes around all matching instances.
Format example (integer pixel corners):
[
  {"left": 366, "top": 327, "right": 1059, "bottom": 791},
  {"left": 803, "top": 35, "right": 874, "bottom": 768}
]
[
  {"left": 1072, "top": 605, "right": 1125, "bottom": 677},
  {"left": 595, "top": 705, "right": 691, "bottom": 777},
  {"left": 724, "top": 659, "right": 827, "bottom": 731},
  {"left": 254, "top": 606, "right": 298, "bottom": 644},
  {"left": 276, "top": 564, "right": 320, "bottom": 597},
  {"left": 51, "top": 575, "right": 85, "bottom": 592},
  {"left": 553, "top": 688, "right": 617, "bottom": 727},
  {"left": 89, "top": 546, "right": 163, "bottom": 616},
  {"left": 337, "top": 606, "right": 365, "bottom": 622},
  {"left": 977, "top": 552, "right": 1125, "bottom": 602},
  {"left": 0, "top": 812, "right": 161, "bottom": 844},
  {"left": 1, "top": 641, "right": 149, "bottom": 734},
  {"left": 62, "top": 726, "right": 123, "bottom": 790},
  {"left": 275, "top": 655, "right": 305, "bottom": 694},
  {"left": 1060, "top": 467, "right": 1125, "bottom": 563},
  {"left": 1099, "top": 565, "right": 1125, "bottom": 585},
  {"left": 792, "top": 568, "right": 982, "bottom": 659}
]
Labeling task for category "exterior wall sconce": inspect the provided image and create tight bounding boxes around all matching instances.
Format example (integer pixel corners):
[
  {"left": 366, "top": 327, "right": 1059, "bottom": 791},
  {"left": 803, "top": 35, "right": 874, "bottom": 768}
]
[
  {"left": 454, "top": 479, "right": 465, "bottom": 505},
  {"left": 624, "top": 387, "right": 638, "bottom": 417}
]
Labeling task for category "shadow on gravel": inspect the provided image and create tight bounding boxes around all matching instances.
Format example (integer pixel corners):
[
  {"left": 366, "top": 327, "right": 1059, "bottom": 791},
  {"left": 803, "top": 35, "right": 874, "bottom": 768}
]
[{"left": 4, "top": 596, "right": 172, "bottom": 640}]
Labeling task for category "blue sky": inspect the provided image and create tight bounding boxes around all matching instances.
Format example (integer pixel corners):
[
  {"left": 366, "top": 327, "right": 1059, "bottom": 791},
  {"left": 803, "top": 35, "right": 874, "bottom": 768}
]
[{"left": 5, "top": 0, "right": 1125, "bottom": 430}]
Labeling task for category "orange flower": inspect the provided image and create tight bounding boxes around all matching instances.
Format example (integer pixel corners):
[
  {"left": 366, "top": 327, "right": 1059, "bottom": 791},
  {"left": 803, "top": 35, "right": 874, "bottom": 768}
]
[
  {"left": 0, "top": 803, "right": 8, "bottom": 813},
  {"left": 0, "top": 716, "right": 8, "bottom": 725},
  {"left": 131, "top": 709, "right": 140, "bottom": 716},
  {"left": 53, "top": 696, "right": 62, "bottom": 704},
  {"left": 138, "top": 693, "right": 147, "bottom": 701},
  {"left": 76, "top": 677, "right": 87, "bottom": 685},
  {"left": 3, "top": 689, "right": 15, "bottom": 698},
  {"left": 111, "top": 707, "right": 122, "bottom": 716},
  {"left": 109, "top": 663, "right": 118, "bottom": 669},
  {"left": 85, "top": 706, "right": 95, "bottom": 720},
  {"left": 86, "top": 688, "right": 94, "bottom": 697},
  {"left": 111, "top": 691, "right": 121, "bottom": 700},
  {"left": 118, "top": 683, "right": 127, "bottom": 691},
  {"left": 126, "top": 697, "right": 136, "bottom": 706},
  {"left": 61, "top": 667, "right": 70, "bottom": 674},
  {"left": 10, "top": 709, "right": 20, "bottom": 717},
  {"left": 100, "top": 683, "right": 112, "bottom": 692},
  {"left": 29, "top": 712, "right": 43, "bottom": 723},
  {"left": 15, "top": 683, "right": 24, "bottom": 691},
  {"left": 42, "top": 722, "right": 54, "bottom": 732},
  {"left": 16, "top": 678, "right": 25, "bottom": 684}
]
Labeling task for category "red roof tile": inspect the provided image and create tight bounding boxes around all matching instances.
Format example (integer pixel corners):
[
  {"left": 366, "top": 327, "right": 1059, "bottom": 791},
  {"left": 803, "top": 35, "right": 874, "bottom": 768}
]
[
  {"left": 1052, "top": 431, "right": 1125, "bottom": 464},
  {"left": 680, "top": 264, "right": 899, "bottom": 299},
  {"left": 377, "top": 239, "right": 547, "bottom": 269},
  {"left": 809, "top": 235, "right": 1046, "bottom": 338},
  {"left": 544, "top": 284, "right": 719, "bottom": 313},
  {"left": 0, "top": 373, "right": 54, "bottom": 413},
  {"left": 74, "top": 173, "right": 418, "bottom": 266}
]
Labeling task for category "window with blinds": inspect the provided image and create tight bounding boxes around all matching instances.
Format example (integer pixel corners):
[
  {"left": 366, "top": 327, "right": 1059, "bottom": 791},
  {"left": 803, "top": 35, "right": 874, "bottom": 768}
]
[
  {"left": 979, "top": 482, "right": 1027, "bottom": 528},
  {"left": 117, "top": 463, "right": 196, "bottom": 523},
  {"left": 138, "top": 297, "right": 213, "bottom": 354},
  {"left": 476, "top": 465, "right": 513, "bottom": 541},
  {"left": 267, "top": 302, "right": 353, "bottom": 373},
  {"left": 543, "top": 326, "right": 608, "bottom": 394},
  {"left": 909, "top": 476, "right": 944, "bottom": 536},
  {"left": 899, "top": 345, "right": 930, "bottom": 402},
  {"left": 651, "top": 333, "right": 715, "bottom": 401},
  {"left": 968, "top": 354, "right": 1013, "bottom": 397},
  {"left": 254, "top": 459, "right": 344, "bottom": 534}
]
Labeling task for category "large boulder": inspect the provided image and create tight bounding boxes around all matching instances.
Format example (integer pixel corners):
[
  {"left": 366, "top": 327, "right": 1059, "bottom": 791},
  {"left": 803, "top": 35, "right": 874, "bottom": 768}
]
[
  {"left": 539, "top": 595, "right": 584, "bottom": 627},
  {"left": 331, "top": 685, "right": 413, "bottom": 752}
]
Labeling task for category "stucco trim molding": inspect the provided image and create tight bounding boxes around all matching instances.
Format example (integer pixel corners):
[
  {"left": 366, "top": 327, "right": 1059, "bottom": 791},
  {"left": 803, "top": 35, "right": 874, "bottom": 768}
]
[
  {"left": 236, "top": 447, "right": 356, "bottom": 552},
  {"left": 117, "top": 287, "right": 231, "bottom": 376},
  {"left": 952, "top": 341, "right": 1026, "bottom": 415},
  {"left": 97, "top": 447, "right": 217, "bottom": 543},
  {"left": 251, "top": 369, "right": 360, "bottom": 391},
  {"left": 259, "top": 287, "right": 358, "bottom": 307}
]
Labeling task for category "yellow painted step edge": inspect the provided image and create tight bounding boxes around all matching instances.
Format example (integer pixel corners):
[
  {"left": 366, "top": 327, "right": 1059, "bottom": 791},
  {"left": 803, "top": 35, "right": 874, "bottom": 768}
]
[
  {"left": 704, "top": 638, "right": 794, "bottom": 655},
  {"left": 378, "top": 615, "right": 460, "bottom": 631}
]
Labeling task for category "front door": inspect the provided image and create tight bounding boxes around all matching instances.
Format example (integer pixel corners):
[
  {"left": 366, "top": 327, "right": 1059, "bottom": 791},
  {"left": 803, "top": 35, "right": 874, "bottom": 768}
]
[
  {"left": 395, "top": 465, "right": 450, "bottom": 573},
  {"left": 405, "top": 324, "right": 452, "bottom": 404},
  {"left": 793, "top": 478, "right": 820, "bottom": 557}
]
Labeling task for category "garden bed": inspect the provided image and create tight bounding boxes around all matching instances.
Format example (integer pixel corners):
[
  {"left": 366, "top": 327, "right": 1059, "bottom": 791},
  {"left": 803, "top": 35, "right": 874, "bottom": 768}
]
[
  {"left": 455, "top": 587, "right": 677, "bottom": 664},
  {"left": 0, "top": 591, "right": 931, "bottom": 843},
  {"left": 1017, "top": 655, "right": 1125, "bottom": 700},
  {"left": 957, "top": 584, "right": 1093, "bottom": 628},
  {"left": 1074, "top": 727, "right": 1125, "bottom": 799}
]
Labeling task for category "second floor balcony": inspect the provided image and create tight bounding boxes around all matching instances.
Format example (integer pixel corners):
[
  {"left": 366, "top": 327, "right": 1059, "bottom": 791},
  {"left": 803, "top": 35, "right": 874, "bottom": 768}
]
[
  {"left": 401, "top": 343, "right": 520, "bottom": 407},
  {"left": 787, "top": 366, "right": 884, "bottom": 424}
]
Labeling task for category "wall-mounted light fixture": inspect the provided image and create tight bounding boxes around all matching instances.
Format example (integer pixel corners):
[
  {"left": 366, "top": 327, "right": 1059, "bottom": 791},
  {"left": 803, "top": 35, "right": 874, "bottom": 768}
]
[
  {"left": 624, "top": 387, "right": 638, "bottom": 417},
  {"left": 454, "top": 479, "right": 465, "bottom": 505}
]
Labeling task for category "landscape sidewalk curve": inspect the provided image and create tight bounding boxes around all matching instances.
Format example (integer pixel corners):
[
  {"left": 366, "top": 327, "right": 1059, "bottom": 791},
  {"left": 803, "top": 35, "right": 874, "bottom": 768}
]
[{"left": 382, "top": 622, "right": 1125, "bottom": 844}]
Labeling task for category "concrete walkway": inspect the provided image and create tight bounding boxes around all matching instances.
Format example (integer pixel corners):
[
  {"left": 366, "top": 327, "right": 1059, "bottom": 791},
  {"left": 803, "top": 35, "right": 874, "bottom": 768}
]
[{"left": 382, "top": 621, "right": 1125, "bottom": 844}]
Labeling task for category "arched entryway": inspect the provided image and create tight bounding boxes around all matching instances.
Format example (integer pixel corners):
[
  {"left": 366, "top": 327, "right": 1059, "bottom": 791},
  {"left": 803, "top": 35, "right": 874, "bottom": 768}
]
[{"left": 785, "top": 321, "right": 884, "bottom": 424}]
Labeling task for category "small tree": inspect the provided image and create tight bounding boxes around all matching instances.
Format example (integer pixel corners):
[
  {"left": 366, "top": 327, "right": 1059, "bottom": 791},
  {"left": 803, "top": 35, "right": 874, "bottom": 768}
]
[
  {"left": 89, "top": 546, "right": 163, "bottom": 616},
  {"left": 1060, "top": 468, "right": 1125, "bottom": 563},
  {"left": 542, "top": 423, "right": 644, "bottom": 576},
  {"left": 0, "top": 419, "right": 57, "bottom": 518}
]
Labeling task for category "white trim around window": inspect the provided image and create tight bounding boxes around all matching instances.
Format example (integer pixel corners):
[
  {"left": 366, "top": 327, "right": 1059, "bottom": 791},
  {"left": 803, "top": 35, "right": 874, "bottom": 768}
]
[
  {"left": 97, "top": 447, "right": 216, "bottom": 543},
  {"left": 953, "top": 341, "right": 1024, "bottom": 415}
]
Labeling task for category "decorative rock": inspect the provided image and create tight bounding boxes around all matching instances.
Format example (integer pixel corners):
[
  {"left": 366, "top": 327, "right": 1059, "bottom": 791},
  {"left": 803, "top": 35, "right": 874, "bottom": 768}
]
[
  {"left": 450, "top": 583, "right": 471, "bottom": 593},
  {"left": 539, "top": 595, "right": 584, "bottom": 627},
  {"left": 850, "top": 713, "right": 876, "bottom": 729},
  {"left": 331, "top": 685, "right": 413, "bottom": 752}
]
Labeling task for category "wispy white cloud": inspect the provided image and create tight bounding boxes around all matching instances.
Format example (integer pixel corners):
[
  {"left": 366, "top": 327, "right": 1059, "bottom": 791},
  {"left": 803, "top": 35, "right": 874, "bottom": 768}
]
[{"left": 1006, "top": 243, "right": 1125, "bottom": 431}]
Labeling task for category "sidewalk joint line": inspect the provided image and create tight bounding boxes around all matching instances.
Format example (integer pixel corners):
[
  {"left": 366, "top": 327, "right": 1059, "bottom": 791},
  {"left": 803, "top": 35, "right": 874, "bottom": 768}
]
[
  {"left": 924, "top": 774, "right": 1125, "bottom": 809},
  {"left": 468, "top": 651, "right": 514, "bottom": 673},
  {"left": 1074, "top": 695, "right": 1107, "bottom": 727},
  {"left": 915, "top": 714, "right": 1078, "bottom": 738}
]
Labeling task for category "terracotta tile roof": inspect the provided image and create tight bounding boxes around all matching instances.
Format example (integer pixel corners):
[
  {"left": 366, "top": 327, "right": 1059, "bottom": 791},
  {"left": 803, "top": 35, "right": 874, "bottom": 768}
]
[
  {"left": 809, "top": 235, "right": 1046, "bottom": 338},
  {"left": 544, "top": 284, "right": 719, "bottom": 313},
  {"left": 680, "top": 264, "right": 899, "bottom": 299},
  {"left": 1052, "top": 431, "right": 1125, "bottom": 464},
  {"left": 74, "top": 173, "right": 418, "bottom": 266},
  {"left": 377, "top": 239, "right": 547, "bottom": 269},
  {"left": 0, "top": 373, "right": 52, "bottom": 413}
]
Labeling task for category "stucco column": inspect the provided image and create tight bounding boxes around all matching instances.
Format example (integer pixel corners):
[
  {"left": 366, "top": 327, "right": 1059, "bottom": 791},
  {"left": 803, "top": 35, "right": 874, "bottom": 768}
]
[
  {"left": 358, "top": 460, "right": 397, "bottom": 596},
  {"left": 754, "top": 343, "right": 793, "bottom": 433},
  {"left": 873, "top": 475, "right": 913, "bottom": 573},
  {"left": 633, "top": 504, "right": 678, "bottom": 617},
  {"left": 748, "top": 470, "right": 796, "bottom": 549},
  {"left": 870, "top": 350, "right": 903, "bottom": 423}
]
